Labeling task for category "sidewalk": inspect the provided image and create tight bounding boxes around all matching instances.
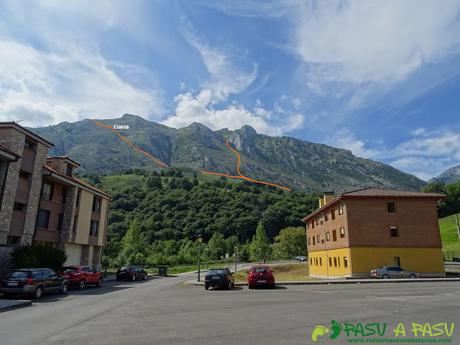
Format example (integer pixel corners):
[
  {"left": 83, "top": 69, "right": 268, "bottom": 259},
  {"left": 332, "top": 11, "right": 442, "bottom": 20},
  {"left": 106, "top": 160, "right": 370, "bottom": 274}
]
[
  {"left": 186, "top": 277, "right": 460, "bottom": 287},
  {"left": 0, "top": 299, "right": 32, "bottom": 312}
]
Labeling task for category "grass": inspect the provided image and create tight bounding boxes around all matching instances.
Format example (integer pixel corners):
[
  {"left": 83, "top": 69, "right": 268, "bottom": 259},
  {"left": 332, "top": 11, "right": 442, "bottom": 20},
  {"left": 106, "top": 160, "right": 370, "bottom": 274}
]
[
  {"left": 101, "top": 174, "right": 146, "bottom": 192},
  {"left": 439, "top": 212, "right": 460, "bottom": 260},
  {"left": 233, "top": 263, "right": 312, "bottom": 283}
]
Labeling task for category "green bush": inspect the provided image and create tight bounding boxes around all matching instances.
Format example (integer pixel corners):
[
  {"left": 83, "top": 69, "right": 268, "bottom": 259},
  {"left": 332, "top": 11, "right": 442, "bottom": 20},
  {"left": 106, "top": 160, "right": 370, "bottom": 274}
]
[{"left": 11, "top": 246, "right": 67, "bottom": 271}]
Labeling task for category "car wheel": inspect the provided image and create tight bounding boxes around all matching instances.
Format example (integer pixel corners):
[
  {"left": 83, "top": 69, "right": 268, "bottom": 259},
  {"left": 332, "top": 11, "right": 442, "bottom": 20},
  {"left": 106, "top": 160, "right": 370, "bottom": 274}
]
[
  {"left": 205, "top": 284, "right": 209, "bottom": 290},
  {"left": 144, "top": 274, "right": 148, "bottom": 281},
  {"left": 116, "top": 276, "right": 121, "bottom": 281},
  {"left": 97, "top": 278, "right": 104, "bottom": 287},
  {"left": 79, "top": 279, "right": 87, "bottom": 290},
  {"left": 248, "top": 284, "right": 253, "bottom": 289},
  {"left": 382, "top": 274, "right": 389, "bottom": 279},
  {"left": 34, "top": 286, "right": 43, "bottom": 299},
  {"left": 227, "top": 282, "right": 231, "bottom": 290},
  {"left": 61, "top": 283, "right": 69, "bottom": 294},
  {"left": 409, "top": 274, "right": 417, "bottom": 279},
  {"left": 131, "top": 275, "right": 136, "bottom": 282}
]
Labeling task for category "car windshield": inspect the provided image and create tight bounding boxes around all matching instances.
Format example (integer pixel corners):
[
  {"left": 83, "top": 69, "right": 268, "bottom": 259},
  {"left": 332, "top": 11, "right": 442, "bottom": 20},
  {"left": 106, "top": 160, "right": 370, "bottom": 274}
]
[
  {"left": 252, "top": 268, "right": 269, "bottom": 273},
  {"left": 8, "top": 271, "right": 30, "bottom": 279},
  {"left": 120, "top": 267, "right": 131, "bottom": 272},
  {"left": 208, "top": 269, "right": 225, "bottom": 274},
  {"left": 62, "top": 266, "right": 78, "bottom": 273}
]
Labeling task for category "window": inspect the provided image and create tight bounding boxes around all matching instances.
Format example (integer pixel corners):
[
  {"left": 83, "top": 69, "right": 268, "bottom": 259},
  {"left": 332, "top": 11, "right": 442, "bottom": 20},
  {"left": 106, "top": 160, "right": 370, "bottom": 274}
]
[
  {"left": 311, "top": 221, "right": 315, "bottom": 229},
  {"left": 339, "top": 204, "right": 344, "bottom": 215},
  {"left": 340, "top": 227, "right": 345, "bottom": 238},
  {"left": 76, "top": 189, "right": 81, "bottom": 206},
  {"left": 61, "top": 187, "right": 67, "bottom": 204},
  {"left": 41, "top": 182, "right": 53, "bottom": 201},
  {"left": 329, "top": 257, "right": 332, "bottom": 266},
  {"left": 331, "top": 209, "right": 336, "bottom": 220},
  {"left": 319, "top": 257, "right": 322, "bottom": 266},
  {"left": 307, "top": 237, "right": 311, "bottom": 245},
  {"left": 338, "top": 257, "right": 340, "bottom": 267},
  {"left": 310, "top": 258, "right": 313, "bottom": 265},
  {"left": 387, "top": 202, "right": 396, "bottom": 213},
  {"left": 326, "top": 232, "right": 330, "bottom": 241},
  {"left": 390, "top": 226, "right": 399, "bottom": 237},
  {"left": 344, "top": 257, "right": 348, "bottom": 268},
  {"left": 7, "top": 236, "right": 21, "bottom": 245},
  {"left": 13, "top": 202, "right": 26, "bottom": 211},
  {"left": 332, "top": 230, "right": 337, "bottom": 242},
  {"left": 312, "top": 236, "right": 316, "bottom": 245},
  {"left": 324, "top": 212, "right": 328, "bottom": 221},
  {"left": 393, "top": 257, "right": 401, "bottom": 267},
  {"left": 315, "top": 217, "right": 319, "bottom": 225},
  {"left": 92, "top": 196, "right": 101, "bottom": 213},
  {"left": 73, "top": 215, "right": 78, "bottom": 233},
  {"left": 19, "top": 170, "right": 30, "bottom": 180},
  {"left": 65, "top": 164, "right": 73, "bottom": 176},
  {"left": 334, "top": 257, "right": 337, "bottom": 267},
  {"left": 57, "top": 214, "right": 64, "bottom": 231},
  {"left": 36, "top": 209, "right": 50, "bottom": 229},
  {"left": 90, "top": 220, "right": 99, "bottom": 236},
  {"left": 316, "top": 235, "right": 320, "bottom": 243},
  {"left": 24, "top": 138, "right": 36, "bottom": 151}
]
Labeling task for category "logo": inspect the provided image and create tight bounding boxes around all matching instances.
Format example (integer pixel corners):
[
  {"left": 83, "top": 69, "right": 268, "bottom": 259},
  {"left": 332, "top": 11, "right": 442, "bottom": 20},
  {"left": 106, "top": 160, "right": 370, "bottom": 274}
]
[
  {"left": 310, "top": 320, "right": 455, "bottom": 343},
  {"left": 113, "top": 124, "right": 129, "bottom": 130}
]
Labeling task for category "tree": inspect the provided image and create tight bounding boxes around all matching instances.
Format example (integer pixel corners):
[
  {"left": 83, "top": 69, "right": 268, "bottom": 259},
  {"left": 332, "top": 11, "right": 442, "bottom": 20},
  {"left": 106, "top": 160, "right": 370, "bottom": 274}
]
[
  {"left": 274, "top": 227, "right": 307, "bottom": 259},
  {"left": 207, "top": 232, "right": 225, "bottom": 260},
  {"left": 11, "top": 245, "right": 67, "bottom": 271},
  {"left": 249, "top": 223, "right": 271, "bottom": 262},
  {"left": 117, "top": 221, "right": 146, "bottom": 266},
  {"left": 146, "top": 174, "right": 162, "bottom": 190}
]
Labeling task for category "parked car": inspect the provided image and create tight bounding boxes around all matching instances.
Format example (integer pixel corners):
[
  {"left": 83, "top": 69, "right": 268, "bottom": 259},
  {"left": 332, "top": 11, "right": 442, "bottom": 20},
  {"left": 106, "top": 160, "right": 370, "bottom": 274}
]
[
  {"left": 61, "top": 265, "right": 103, "bottom": 289},
  {"left": 0, "top": 268, "right": 69, "bottom": 299},
  {"left": 295, "top": 256, "right": 306, "bottom": 262},
  {"left": 370, "top": 266, "right": 419, "bottom": 279},
  {"left": 247, "top": 265, "right": 275, "bottom": 289},
  {"left": 204, "top": 268, "right": 234, "bottom": 290},
  {"left": 116, "top": 266, "right": 148, "bottom": 281}
]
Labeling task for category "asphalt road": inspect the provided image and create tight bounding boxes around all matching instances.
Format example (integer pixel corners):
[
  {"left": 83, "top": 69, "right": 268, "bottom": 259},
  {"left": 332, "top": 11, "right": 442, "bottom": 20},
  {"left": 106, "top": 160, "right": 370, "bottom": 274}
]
[{"left": 1, "top": 273, "right": 459, "bottom": 345}]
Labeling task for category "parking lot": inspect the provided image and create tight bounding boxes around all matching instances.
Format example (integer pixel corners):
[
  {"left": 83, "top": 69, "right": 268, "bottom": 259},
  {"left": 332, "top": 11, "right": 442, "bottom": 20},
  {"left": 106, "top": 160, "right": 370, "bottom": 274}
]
[{"left": 1, "top": 271, "right": 459, "bottom": 345}]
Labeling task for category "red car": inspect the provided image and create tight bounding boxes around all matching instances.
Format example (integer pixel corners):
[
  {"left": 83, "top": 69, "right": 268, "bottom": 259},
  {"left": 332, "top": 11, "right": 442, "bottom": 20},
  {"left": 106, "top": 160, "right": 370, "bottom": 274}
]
[
  {"left": 61, "top": 265, "right": 103, "bottom": 289},
  {"left": 247, "top": 265, "right": 275, "bottom": 289}
]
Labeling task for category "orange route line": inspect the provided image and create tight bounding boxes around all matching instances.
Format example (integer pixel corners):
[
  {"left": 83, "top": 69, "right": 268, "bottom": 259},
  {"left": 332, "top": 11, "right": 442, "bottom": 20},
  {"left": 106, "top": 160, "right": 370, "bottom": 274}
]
[
  {"left": 91, "top": 120, "right": 169, "bottom": 168},
  {"left": 201, "top": 140, "right": 291, "bottom": 192}
]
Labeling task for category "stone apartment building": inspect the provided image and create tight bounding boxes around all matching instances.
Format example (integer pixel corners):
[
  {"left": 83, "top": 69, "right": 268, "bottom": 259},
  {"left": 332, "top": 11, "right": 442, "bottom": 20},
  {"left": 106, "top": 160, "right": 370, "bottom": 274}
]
[
  {"left": 0, "top": 122, "right": 110, "bottom": 271},
  {"left": 302, "top": 188, "right": 445, "bottom": 278}
]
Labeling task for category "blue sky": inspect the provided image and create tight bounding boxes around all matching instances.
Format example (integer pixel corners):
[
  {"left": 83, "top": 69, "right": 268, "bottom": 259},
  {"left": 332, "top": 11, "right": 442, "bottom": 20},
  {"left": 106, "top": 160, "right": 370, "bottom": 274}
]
[{"left": 0, "top": 0, "right": 460, "bottom": 180}]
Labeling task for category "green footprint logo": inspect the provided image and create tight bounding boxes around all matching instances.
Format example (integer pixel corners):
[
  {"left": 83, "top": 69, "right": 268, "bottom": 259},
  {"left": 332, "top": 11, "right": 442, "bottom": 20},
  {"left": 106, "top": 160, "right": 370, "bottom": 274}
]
[
  {"left": 311, "top": 325, "right": 329, "bottom": 342},
  {"left": 329, "top": 320, "right": 342, "bottom": 340}
]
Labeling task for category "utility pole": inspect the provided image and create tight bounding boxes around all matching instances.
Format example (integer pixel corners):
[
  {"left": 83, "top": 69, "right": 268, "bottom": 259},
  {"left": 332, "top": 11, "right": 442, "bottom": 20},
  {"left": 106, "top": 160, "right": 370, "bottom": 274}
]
[
  {"left": 454, "top": 214, "right": 460, "bottom": 241},
  {"left": 197, "top": 236, "right": 202, "bottom": 282},
  {"left": 234, "top": 232, "right": 239, "bottom": 273}
]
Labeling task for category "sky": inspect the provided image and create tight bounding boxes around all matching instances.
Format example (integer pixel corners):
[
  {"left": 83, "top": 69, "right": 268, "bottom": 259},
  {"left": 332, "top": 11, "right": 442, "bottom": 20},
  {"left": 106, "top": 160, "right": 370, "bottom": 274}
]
[{"left": 0, "top": 0, "right": 460, "bottom": 181}]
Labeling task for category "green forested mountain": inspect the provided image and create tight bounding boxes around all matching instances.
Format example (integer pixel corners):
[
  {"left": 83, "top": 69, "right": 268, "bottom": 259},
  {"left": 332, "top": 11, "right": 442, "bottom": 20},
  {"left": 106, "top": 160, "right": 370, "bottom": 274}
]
[
  {"left": 31, "top": 114, "right": 425, "bottom": 193},
  {"left": 98, "top": 169, "right": 319, "bottom": 265}
]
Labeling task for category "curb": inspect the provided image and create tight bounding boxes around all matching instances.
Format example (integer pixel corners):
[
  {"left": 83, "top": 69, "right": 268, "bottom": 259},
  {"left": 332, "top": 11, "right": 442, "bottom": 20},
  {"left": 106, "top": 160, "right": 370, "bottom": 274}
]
[
  {"left": 185, "top": 277, "right": 460, "bottom": 287},
  {"left": 0, "top": 299, "right": 32, "bottom": 312}
]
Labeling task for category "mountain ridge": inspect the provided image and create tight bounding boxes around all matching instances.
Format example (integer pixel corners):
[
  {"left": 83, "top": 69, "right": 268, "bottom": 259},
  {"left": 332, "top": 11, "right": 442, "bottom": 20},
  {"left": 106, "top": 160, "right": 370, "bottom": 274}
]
[
  {"left": 30, "top": 114, "right": 425, "bottom": 193},
  {"left": 430, "top": 164, "right": 460, "bottom": 184}
]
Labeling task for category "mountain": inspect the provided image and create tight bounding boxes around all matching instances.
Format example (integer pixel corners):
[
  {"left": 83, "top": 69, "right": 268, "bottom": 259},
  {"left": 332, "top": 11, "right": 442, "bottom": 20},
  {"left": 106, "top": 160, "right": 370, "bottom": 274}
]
[
  {"left": 31, "top": 114, "right": 425, "bottom": 193},
  {"left": 430, "top": 165, "right": 460, "bottom": 184}
]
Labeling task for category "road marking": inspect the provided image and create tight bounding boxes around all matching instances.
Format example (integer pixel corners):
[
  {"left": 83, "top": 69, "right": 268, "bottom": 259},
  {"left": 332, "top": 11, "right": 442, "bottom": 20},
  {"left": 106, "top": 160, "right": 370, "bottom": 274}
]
[{"left": 366, "top": 296, "right": 407, "bottom": 302}]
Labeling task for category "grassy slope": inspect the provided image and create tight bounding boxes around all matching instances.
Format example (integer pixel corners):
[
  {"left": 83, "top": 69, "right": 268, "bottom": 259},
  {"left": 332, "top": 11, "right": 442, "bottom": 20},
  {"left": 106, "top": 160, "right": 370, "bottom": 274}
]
[
  {"left": 233, "top": 263, "right": 311, "bottom": 283},
  {"left": 439, "top": 213, "right": 460, "bottom": 258},
  {"left": 101, "top": 174, "right": 147, "bottom": 193}
]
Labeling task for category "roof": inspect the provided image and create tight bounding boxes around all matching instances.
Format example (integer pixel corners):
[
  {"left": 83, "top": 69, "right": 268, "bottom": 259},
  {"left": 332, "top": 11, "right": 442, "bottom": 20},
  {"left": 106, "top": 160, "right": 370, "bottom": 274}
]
[
  {"left": 47, "top": 156, "right": 81, "bottom": 167},
  {"left": 43, "top": 165, "right": 111, "bottom": 199},
  {"left": 0, "top": 122, "right": 54, "bottom": 148},
  {"left": 301, "top": 187, "right": 445, "bottom": 222},
  {"left": 0, "top": 144, "right": 20, "bottom": 161}
]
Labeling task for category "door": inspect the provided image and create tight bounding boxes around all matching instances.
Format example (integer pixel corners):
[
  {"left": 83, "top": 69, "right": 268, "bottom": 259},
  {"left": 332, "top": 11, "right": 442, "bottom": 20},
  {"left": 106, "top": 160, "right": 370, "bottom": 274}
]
[{"left": 44, "top": 269, "right": 61, "bottom": 292}]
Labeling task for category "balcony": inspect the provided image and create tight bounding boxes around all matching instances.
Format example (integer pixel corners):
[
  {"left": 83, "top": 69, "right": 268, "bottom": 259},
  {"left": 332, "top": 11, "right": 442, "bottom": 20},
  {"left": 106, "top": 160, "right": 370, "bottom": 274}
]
[
  {"left": 9, "top": 210, "right": 26, "bottom": 236},
  {"left": 15, "top": 178, "right": 30, "bottom": 204},
  {"left": 20, "top": 148, "right": 35, "bottom": 173}
]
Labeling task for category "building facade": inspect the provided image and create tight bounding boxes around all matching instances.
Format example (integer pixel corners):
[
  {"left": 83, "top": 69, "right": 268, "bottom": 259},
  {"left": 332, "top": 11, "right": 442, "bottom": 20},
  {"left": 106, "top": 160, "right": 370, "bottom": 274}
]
[
  {"left": 0, "top": 122, "right": 110, "bottom": 270},
  {"left": 303, "top": 188, "right": 445, "bottom": 278}
]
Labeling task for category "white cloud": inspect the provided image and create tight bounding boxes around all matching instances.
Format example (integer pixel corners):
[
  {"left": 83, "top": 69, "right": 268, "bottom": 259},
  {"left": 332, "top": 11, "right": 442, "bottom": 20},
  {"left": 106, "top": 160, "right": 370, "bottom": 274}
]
[
  {"left": 329, "top": 128, "right": 378, "bottom": 158},
  {"left": 293, "top": 0, "right": 460, "bottom": 85},
  {"left": 163, "top": 90, "right": 303, "bottom": 135},
  {"left": 183, "top": 30, "right": 257, "bottom": 103},
  {"left": 0, "top": 39, "right": 163, "bottom": 127}
]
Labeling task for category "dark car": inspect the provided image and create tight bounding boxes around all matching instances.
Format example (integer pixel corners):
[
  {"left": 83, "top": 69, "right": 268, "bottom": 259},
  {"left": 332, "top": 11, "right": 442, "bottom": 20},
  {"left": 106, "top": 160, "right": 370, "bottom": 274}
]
[
  {"left": 0, "top": 268, "right": 69, "bottom": 299},
  {"left": 116, "top": 266, "right": 148, "bottom": 281},
  {"left": 370, "top": 266, "right": 419, "bottom": 279},
  {"left": 247, "top": 266, "right": 275, "bottom": 289},
  {"left": 204, "top": 268, "right": 234, "bottom": 290}
]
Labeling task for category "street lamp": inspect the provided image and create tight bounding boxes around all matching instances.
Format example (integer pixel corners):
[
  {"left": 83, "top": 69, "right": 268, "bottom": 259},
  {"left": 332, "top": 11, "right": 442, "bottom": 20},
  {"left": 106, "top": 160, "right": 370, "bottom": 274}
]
[{"left": 197, "top": 236, "right": 202, "bottom": 282}]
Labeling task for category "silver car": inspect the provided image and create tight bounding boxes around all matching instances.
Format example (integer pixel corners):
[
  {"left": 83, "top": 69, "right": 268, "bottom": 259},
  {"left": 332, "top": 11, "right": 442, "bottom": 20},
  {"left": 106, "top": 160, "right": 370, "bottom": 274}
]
[{"left": 370, "top": 266, "right": 419, "bottom": 279}]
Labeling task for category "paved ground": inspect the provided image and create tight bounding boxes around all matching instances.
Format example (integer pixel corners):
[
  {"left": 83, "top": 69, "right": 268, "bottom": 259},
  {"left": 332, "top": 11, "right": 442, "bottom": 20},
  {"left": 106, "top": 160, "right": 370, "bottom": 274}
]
[{"left": 0, "top": 273, "right": 459, "bottom": 345}]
